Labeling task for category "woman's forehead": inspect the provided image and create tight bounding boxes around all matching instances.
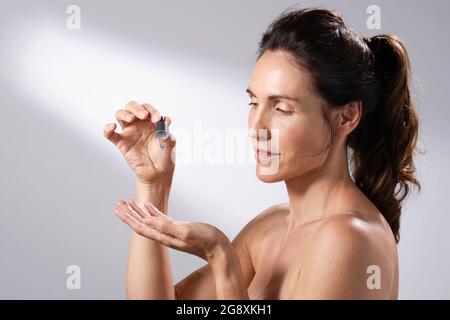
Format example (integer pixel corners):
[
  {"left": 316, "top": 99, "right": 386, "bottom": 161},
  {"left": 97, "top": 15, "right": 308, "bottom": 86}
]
[{"left": 249, "top": 50, "right": 318, "bottom": 103}]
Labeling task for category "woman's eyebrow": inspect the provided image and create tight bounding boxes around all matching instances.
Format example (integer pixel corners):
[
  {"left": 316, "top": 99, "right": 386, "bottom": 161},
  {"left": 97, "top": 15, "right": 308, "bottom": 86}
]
[
  {"left": 246, "top": 88, "right": 256, "bottom": 97},
  {"left": 246, "top": 88, "right": 301, "bottom": 103}
]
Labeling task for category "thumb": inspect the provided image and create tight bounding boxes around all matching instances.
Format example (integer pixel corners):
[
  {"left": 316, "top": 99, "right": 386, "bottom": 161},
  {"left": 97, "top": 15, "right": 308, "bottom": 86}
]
[
  {"left": 103, "top": 123, "right": 121, "bottom": 145},
  {"left": 164, "top": 132, "right": 177, "bottom": 150}
]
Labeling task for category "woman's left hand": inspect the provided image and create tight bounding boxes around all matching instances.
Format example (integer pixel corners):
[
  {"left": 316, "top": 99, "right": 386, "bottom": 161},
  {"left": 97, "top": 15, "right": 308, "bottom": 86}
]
[{"left": 113, "top": 199, "right": 231, "bottom": 262}]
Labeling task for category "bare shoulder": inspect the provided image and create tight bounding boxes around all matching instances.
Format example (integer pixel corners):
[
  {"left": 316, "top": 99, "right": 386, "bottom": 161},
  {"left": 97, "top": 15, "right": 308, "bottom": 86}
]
[
  {"left": 252, "top": 203, "right": 290, "bottom": 225},
  {"left": 294, "top": 212, "right": 398, "bottom": 299},
  {"left": 312, "top": 212, "right": 397, "bottom": 259},
  {"left": 241, "top": 203, "right": 289, "bottom": 239},
  {"left": 313, "top": 214, "right": 378, "bottom": 252},
  {"left": 233, "top": 203, "right": 288, "bottom": 266},
  {"left": 231, "top": 202, "right": 288, "bottom": 251}
]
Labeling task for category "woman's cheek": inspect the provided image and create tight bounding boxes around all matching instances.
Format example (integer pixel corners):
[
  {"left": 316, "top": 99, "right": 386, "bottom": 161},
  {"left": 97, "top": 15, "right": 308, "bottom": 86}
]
[{"left": 281, "top": 120, "right": 307, "bottom": 153}]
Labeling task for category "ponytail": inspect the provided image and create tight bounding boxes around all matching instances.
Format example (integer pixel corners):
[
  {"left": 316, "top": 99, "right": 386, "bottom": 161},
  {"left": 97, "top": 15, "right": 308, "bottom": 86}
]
[{"left": 348, "top": 35, "right": 421, "bottom": 243}]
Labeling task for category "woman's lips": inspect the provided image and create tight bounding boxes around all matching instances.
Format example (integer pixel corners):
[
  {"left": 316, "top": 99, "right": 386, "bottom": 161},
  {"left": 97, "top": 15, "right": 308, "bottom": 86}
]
[{"left": 254, "top": 148, "right": 280, "bottom": 162}]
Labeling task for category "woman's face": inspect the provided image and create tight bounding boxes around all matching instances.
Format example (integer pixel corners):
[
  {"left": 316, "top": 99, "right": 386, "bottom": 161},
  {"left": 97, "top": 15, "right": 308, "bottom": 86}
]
[{"left": 247, "top": 50, "right": 334, "bottom": 183}]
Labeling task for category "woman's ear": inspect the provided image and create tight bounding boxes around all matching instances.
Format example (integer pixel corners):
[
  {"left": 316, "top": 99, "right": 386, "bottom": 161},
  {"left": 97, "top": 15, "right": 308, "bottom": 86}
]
[{"left": 335, "top": 101, "right": 362, "bottom": 136}]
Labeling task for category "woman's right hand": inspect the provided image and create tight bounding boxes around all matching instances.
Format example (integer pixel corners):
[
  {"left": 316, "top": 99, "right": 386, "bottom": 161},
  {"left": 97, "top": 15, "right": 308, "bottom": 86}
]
[{"left": 103, "top": 101, "right": 176, "bottom": 185}]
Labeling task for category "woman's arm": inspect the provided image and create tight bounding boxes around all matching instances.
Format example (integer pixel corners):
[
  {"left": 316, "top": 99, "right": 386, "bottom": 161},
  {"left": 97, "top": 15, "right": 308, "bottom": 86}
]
[
  {"left": 208, "top": 241, "right": 250, "bottom": 299},
  {"left": 125, "top": 179, "right": 175, "bottom": 299},
  {"left": 114, "top": 198, "right": 259, "bottom": 300},
  {"left": 172, "top": 205, "right": 289, "bottom": 300},
  {"left": 103, "top": 100, "right": 177, "bottom": 299},
  {"left": 173, "top": 219, "right": 255, "bottom": 299}
]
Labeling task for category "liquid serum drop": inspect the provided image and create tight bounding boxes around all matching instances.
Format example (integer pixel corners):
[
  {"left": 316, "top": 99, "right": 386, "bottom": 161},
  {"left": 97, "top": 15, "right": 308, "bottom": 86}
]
[{"left": 154, "top": 116, "right": 169, "bottom": 150}]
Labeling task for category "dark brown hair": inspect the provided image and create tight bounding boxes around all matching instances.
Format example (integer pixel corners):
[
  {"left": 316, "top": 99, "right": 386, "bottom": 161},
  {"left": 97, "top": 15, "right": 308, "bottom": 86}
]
[{"left": 257, "top": 7, "right": 421, "bottom": 243}]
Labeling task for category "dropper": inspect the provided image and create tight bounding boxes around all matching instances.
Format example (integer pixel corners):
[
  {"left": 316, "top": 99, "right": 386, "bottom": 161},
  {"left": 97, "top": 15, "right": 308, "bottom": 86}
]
[{"left": 154, "top": 116, "right": 169, "bottom": 150}]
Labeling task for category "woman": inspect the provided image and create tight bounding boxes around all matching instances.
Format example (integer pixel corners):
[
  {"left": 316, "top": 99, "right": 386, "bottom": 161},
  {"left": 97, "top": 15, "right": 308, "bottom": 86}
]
[{"left": 103, "top": 8, "right": 420, "bottom": 299}]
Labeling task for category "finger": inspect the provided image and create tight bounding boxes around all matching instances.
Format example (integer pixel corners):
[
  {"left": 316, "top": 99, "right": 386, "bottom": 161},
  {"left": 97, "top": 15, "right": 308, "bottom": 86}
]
[
  {"left": 125, "top": 101, "right": 149, "bottom": 120},
  {"left": 114, "top": 205, "right": 144, "bottom": 226},
  {"left": 115, "top": 109, "right": 136, "bottom": 128},
  {"left": 144, "top": 202, "right": 175, "bottom": 222},
  {"left": 164, "top": 116, "right": 172, "bottom": 126},
  {"left": 114, "top": 206, "right": 142, "bottom": 223},
  {"left": 103, "top": 123, "right": 121, "bottom": 145},
  {"left": 143, "top": 216, "right": 186, "bottom": 240},
  {"left": 141, "top": 103, "right": 162, "bottom": 123},
  {"left": 116, "top": 200, "right": 143, "bottom": 222},
  {"left": 127, "top": 199, "right": 150, "bottom": 219},
  {"left": 114, "top": 207, "right": 184, "bottom": 248},
  {"left": 115, "top": 207, "right": 161, "bottom": 240},
  {"left": 164, "top": 132, "right": 177, "bottom": 149}
]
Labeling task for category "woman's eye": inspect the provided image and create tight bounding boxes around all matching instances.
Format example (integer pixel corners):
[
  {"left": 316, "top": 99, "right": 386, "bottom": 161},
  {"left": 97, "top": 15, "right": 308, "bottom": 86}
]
[
  {"left": 248, "top": 102, "right": 257, "bottom": 107},
  {"left": 275, "top": 106, "right": 292, "bottom": 113}
]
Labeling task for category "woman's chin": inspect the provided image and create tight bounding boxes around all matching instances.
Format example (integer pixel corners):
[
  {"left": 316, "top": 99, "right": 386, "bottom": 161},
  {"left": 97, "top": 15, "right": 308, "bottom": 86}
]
[{"left": 255, "top": 163, "right": 284, "bottom": 183}]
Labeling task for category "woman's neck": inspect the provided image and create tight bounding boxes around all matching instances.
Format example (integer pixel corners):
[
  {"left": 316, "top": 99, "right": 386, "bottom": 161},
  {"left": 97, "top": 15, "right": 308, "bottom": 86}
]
[{"left": 284, "top": 144, "right": 355, "bottom": 228}]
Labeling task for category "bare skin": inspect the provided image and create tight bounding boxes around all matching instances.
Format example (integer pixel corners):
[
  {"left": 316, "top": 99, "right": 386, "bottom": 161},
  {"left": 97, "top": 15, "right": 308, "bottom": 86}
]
[{"left": 104, "top": 49, "right": 398, "bottom": 300}]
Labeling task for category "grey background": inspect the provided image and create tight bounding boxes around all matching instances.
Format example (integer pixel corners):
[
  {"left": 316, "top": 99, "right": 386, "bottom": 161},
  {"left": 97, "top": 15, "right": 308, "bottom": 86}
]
[{"left": 0, "top": 0, "right": 449, "bottom": 299}]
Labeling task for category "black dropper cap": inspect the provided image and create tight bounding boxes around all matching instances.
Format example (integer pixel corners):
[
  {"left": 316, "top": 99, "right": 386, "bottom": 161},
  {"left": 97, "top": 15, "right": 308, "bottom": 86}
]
[{"left": 154, "top": 116, "right": 169, "bottom": 140}]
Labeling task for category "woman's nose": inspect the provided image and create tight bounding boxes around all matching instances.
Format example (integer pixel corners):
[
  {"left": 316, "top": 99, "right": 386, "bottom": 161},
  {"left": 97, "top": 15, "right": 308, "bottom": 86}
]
[{"left": 249, "top": 107, "right": 272, "bottom": 141}]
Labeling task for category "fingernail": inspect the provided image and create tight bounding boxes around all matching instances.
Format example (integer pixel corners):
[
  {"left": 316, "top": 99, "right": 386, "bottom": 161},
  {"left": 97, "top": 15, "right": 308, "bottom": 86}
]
[{"left": 152, "top": 115, "right": 160, "bottom": 123}]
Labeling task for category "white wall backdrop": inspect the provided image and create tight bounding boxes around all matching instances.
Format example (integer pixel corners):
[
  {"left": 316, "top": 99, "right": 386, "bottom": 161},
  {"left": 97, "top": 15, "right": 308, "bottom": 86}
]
[{"left": 0, "top": 0, "right": 449, "bottom": 299}]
